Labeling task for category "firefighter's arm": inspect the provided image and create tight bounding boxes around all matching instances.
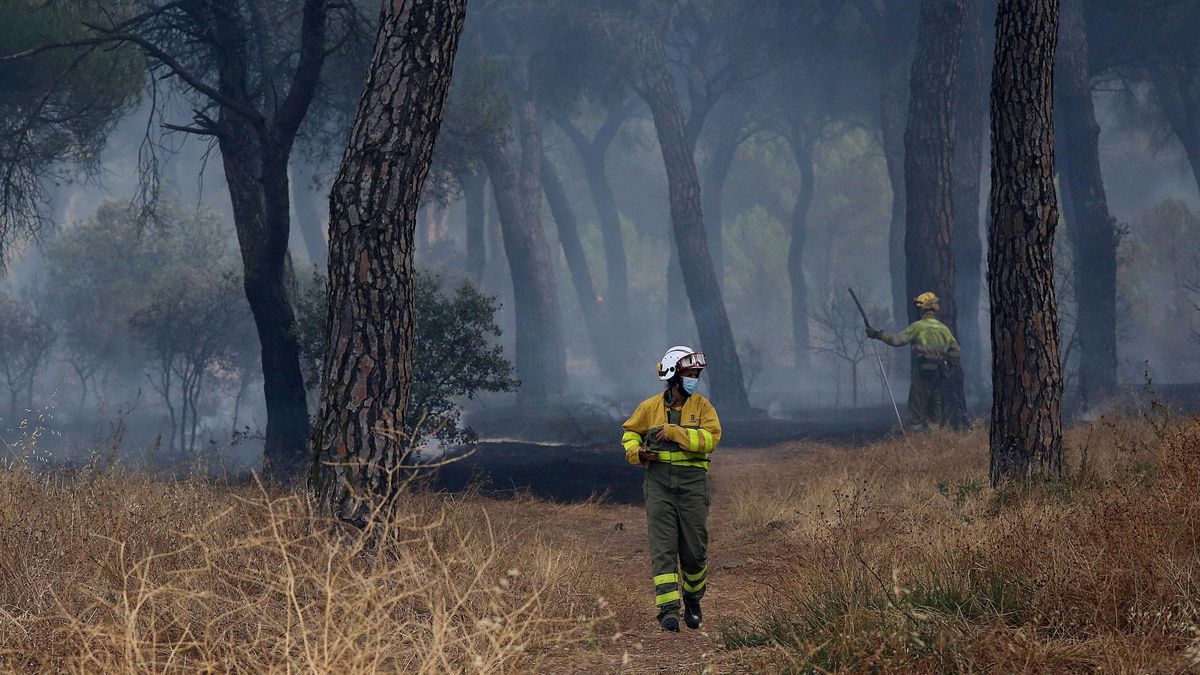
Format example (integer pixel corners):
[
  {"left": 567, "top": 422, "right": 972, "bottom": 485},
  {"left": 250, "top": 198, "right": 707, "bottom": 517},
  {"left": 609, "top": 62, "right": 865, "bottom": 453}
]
[
  {"left": 867, "top": 327, "right": 908, "bottom": 347},
  {"left": 621, "top": 403, "right": 650, "bottom": 465},
  {"left": 881, "top": 324, "right": 913, "bottom": 347},
  {"left": 663, "top": 399, "right": 722, "bottom": 453}
]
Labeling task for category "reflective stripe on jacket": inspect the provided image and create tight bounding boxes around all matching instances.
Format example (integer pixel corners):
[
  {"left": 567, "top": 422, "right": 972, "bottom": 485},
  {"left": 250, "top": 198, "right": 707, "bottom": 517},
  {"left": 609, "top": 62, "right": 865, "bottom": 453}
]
[{"left": 621, "top": 392, "right": 722, "bottom": 469}]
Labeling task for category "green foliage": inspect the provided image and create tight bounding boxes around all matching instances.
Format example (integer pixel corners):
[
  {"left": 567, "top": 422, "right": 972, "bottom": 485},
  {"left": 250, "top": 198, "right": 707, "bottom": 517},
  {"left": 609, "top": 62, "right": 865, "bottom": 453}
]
[
  {"left": 41, "top": 201, "right": 255, "bottom": 442},
  {"left": 0, "top": 292, "right": 54, "bottom": 419},
  {"left": 0, "top": 1, "right": 142, "bottom": 234},
  {"left": 936, "top": 478, "right": 985, "bottom": 509},
  {"left": 296, "top": 272, "right": 517, "bottom": 446}
]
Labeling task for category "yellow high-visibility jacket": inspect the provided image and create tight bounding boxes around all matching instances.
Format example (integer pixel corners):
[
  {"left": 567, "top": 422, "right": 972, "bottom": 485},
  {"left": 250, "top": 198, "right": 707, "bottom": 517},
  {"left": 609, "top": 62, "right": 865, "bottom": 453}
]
[
  {"left": 879, "top": 312, "right": 961, "bottom": 370},
  {"left": 621, "top": 392, "right": 722, "bottom": 469}
]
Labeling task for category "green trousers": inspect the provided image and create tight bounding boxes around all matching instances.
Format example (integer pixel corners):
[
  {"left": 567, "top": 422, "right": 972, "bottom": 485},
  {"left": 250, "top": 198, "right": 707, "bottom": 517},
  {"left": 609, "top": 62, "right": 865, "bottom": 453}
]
[
  {"left": 908, "top": 367, "right": 943, "bottom": 429},
  {"left": 644, "top": 460, "right": 710, "bottom": 620}
]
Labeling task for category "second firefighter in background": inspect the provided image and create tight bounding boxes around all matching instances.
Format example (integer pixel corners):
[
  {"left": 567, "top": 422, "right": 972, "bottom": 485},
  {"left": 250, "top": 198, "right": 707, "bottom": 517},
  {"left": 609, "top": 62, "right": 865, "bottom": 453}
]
[
  {"left": 621, "top": 346, "right": 722, "bottom": 632},
  {"left": 866, "top": 291, "right": 961, "bottom": 429}
]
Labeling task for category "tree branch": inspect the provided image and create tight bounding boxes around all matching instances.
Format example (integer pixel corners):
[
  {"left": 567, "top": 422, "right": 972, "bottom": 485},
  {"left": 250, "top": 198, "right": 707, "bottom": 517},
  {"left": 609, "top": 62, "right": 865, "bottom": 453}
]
[
  {"left": 275, "top": 0, "right": 329, "bottom": 141},
  {"left": 79, "top": 23, "right": 266, "bottom": 125}
]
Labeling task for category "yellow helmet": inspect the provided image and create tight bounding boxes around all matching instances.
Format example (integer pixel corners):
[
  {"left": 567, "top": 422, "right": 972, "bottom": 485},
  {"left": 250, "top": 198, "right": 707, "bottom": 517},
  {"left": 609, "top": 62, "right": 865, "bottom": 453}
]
[{"left": 914, "top": 292, "right": 940, "bottom": 311}]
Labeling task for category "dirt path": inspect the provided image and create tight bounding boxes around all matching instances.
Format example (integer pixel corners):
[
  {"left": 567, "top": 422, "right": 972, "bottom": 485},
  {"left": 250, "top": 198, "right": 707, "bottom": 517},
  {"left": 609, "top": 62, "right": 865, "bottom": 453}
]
[{"left": 481, "top": 446, "right": 798, "bottom": 673}]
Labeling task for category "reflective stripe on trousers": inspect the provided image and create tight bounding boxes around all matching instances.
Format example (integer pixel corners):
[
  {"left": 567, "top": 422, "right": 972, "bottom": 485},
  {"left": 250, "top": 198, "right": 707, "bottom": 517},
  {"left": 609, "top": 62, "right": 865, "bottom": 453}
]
[{"left": 644, "top": 460, "right": 710, "bottom": 619}]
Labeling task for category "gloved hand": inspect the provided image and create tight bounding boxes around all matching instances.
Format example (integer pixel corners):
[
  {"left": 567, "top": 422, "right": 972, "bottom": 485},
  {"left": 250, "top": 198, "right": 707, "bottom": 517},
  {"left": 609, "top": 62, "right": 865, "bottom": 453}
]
[
  {"left": 637, "top": 446, "right": 657, "bottom": 464},
  {"left": 865, "top": 327, "right": 882, "bottom": 340}
]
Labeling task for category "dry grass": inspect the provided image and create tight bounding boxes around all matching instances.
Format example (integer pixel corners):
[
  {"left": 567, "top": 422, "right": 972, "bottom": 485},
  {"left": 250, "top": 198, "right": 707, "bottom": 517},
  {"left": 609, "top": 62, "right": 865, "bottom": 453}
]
[
  {"left": 714, "top": 412, "right": 1200, "bottom": 673},
  {"left": 3, "top": 410, "right": 1200, "bottom": 673},
  {"left": 0, "top": 467, "right": 609, "bottom": 672}
]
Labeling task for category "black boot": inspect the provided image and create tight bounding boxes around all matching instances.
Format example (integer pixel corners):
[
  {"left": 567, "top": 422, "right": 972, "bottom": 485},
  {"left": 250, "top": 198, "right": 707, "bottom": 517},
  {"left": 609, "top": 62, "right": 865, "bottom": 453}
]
[
  {"left": 659, "top": 614, "right": 680, "bottom": 632},
  {"left": 683, "top": 598, "right": 702, "bottom": 629}
]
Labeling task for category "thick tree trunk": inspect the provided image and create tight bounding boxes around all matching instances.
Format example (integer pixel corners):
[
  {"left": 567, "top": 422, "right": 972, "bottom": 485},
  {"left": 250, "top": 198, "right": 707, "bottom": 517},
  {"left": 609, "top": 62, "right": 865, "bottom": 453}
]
[
  {"left": 482, "top": 95, "right": 565, "bottom": 407},
  {"left": 460, "top": 167, "right": 487, "bottom": 284},
  {"left": 634, "top": 10, "right": 750, "bottom": 415},
  {"left": 542, "top": 155, "right": 611, "bottom": 369},
  {"left": 952, "top": 0, "right": 989, "bottom": 404},
  {"left": 219, "top": 124, "right": 312, "bottom": 481},
  {"left": 1055, "top": 0, "right": 1117, "bottom": 407},
  {"left": 308, "top": 0, "right": 466, "bottom": 520},
  {"left": 881, "top": 2, "right": 920, "bottom": 333},
  {"left": 788, "top": 134, "right": 815, "bottom": 367},
  {"left": 988, "top": 0, "right": 1064, "bottom": 486},
  {"left": 905, "top": 0, "right": 967, "bottom": 426}
]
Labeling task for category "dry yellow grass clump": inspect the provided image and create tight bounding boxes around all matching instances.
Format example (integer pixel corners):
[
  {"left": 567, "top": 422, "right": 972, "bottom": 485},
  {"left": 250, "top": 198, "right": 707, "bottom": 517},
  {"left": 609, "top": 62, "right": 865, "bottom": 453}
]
[
  {"left": 714, "top": 412, "right": 1200, "bottom": 673},
  {"left": 0, "top": 468, "right": 608, "bottom": 672}
]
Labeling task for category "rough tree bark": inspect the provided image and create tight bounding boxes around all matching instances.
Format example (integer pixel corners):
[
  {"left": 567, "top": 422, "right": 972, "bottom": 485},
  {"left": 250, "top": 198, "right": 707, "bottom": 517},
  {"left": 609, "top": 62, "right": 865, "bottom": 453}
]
[
  {"left": 633, "top": 4, "right": 750, "bottom": 414},
  {"left": 904, "top": 0, "right": 967, "bottom": 426},
  {"left": 1055, "top": 0, "right": 1118, "bottom": 407},
  {"left": 481, "top": 80, "right": 565, "bottom": 406},
  {"left": 309, "top": 0, "right": 467, "bottom": 520},
  {"left": 952, "top": 0, "right": 990, "bottom": 403},
  {"left": 988, "top": 0, "right": 1064, "bottom": 486}
]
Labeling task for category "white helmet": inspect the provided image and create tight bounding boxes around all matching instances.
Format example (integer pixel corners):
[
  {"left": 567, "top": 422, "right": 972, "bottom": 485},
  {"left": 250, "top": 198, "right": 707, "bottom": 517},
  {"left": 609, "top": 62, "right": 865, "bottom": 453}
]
[{"left": 657, "top": 345, "right": 707, "bottom": 381}]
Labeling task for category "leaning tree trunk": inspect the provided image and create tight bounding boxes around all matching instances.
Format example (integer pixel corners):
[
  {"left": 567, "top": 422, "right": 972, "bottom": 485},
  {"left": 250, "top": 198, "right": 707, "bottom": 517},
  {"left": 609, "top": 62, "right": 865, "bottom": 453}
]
[
  {"left": 482, "top": 93, "right": 565, "bottom": 407},
  {"left": 309, "top": 0, "right": 467, "bottom": 521},
  {"left": 542, "top": 155, "right": 612, "bottom": 370},
  {"left": 559, "top": 106, "right": 632, "bottom": 323},
  {"left": 787, "top": 132, "right": 816, "bottom": 367},
  {"left": 1055, "top": 0, "right": 1117, "bottom": 408},
  {"left": 952, "top": 0, "right": 990, "bottom": 404},
  {"left": 700, "top": 102, "right": 747, "bottom": 287},
  {"left": 904, "top": 0, "right": 967, "bottom": 426},
  {"left": 633, "top": 7, "right": 750, "bottom": 415},
  {"left": 988, "top": 0, "right": 1064, "bottom": 486}
]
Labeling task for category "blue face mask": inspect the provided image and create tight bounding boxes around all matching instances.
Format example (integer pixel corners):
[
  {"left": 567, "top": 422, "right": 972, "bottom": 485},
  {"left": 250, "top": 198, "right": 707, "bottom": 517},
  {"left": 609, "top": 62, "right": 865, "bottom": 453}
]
[{"left": 681, "top": 376, "right": 700, "bottom": 395}]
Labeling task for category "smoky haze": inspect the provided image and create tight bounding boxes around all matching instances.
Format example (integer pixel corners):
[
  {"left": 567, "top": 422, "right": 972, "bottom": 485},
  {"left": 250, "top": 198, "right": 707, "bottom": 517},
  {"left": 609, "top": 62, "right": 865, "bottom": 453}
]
[{"left": 3, "top": 0, "right": 1200, "bottom": 472}]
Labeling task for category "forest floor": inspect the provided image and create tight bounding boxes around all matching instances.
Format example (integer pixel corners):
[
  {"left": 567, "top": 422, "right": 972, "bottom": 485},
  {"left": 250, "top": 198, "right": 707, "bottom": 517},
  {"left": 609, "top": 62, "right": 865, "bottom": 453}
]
[{"left": 4, "top": 408, "right": 1200, "bottom": 672}]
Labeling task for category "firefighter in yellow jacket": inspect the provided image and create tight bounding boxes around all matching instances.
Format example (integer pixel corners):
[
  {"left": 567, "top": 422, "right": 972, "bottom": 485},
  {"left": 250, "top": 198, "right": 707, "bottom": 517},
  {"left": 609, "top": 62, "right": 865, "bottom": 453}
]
[
  {"left": 867, "top": 292, "right": 961, "bottom": 429},
  {"left": 621, "top": 346, "right": 722, "bottom": 632}
]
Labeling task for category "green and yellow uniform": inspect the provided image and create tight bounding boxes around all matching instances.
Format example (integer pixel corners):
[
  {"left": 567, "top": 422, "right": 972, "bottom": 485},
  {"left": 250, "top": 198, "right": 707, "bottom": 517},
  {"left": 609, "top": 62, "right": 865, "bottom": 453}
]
[
  {"left": 621, "top": 392, "right": 722, "bottom": 622},
  {"left": 877, "top": 311, "right": 961, "bottom": 429}
]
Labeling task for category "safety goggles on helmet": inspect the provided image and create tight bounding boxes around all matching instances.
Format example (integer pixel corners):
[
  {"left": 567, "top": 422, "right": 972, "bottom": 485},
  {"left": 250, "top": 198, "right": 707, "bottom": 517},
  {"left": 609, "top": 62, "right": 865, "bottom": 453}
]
[
  {"left": 658, "top": 346, "right": 707, "bottom": 380},
  {"left": 675, "top": 352, "right": 706, "bottom": 371}
]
